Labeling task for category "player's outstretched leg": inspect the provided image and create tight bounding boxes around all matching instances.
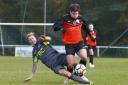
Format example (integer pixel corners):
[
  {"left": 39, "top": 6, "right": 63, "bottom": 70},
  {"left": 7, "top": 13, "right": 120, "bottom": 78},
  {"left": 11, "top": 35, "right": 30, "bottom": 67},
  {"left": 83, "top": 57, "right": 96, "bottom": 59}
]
[{"left": 58, "top": 68, "right": 93, "bottom": 84}]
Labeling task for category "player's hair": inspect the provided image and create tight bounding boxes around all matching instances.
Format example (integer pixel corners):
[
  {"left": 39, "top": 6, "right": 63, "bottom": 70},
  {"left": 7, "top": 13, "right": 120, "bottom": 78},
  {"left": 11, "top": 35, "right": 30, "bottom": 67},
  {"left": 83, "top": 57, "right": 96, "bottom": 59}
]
[
  {"left": 69, "top": 3, "right": 80, "bottom": 12},
  {"left": 89, "top": 23, "right": 94, "bottom": 26},
  {"left": 26, "top": 32, "right": 35, "bottom": 39}
]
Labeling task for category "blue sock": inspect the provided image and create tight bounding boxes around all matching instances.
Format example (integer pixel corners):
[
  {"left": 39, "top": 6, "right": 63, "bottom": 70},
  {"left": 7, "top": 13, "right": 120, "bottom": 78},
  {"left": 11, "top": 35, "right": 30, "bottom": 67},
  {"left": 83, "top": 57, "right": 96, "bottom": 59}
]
[{"left": 70, "top": 75, "right": 90, "bottom": 84}]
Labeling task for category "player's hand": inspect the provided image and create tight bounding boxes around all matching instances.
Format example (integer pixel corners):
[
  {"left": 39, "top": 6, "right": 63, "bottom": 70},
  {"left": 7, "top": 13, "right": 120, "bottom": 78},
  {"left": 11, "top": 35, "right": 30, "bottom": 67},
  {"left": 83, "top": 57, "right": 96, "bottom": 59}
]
[
  {"left": 39, "top": 35, "right": 46, "bottom": 41},
  {"left": 91, "top": 36, "right": 95, "bottom": 42},
  {"left": 40, "top": 35, "right": 46, "bottom": 38},
  {"left": 60, "top": 27, "right": 66, "bottom": 32},
  {"left": 24, "top": 74, "right": 33, "bottom": 82}
]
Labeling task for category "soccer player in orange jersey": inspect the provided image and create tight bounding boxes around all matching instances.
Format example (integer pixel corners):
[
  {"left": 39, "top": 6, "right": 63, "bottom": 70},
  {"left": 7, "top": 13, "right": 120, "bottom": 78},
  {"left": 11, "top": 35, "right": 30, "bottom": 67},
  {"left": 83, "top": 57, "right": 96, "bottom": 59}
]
[
  {"left": 86, "top": 24, "right": 97, "bottom": 68},
  {"left": 52, "top": 3, "right": 95, "bottom": 84}
]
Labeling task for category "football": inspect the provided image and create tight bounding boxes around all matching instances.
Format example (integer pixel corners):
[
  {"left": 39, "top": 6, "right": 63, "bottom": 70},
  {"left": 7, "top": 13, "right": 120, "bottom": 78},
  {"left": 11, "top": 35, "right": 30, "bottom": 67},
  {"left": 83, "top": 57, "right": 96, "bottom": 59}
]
[{"left": 75, "top": 64, "right": 86, "bottom": 76}]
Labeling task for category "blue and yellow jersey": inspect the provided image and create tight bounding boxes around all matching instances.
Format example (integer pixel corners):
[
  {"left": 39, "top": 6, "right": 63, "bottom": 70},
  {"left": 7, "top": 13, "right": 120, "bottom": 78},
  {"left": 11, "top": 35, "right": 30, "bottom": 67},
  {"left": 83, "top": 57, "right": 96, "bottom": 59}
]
[{"left": 32, "top": 38, "right": 65, "bottom": 69}]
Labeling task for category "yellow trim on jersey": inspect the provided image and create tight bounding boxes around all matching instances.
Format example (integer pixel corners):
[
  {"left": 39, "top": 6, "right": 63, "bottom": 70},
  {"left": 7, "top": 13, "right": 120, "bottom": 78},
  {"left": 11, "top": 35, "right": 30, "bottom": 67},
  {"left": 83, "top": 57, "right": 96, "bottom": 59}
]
[
  {"left": 33, "top": 48, "right": 45, "bottom": 63},
  {"left": 43, "top": 41, "right": 50, "bottom": 46}
]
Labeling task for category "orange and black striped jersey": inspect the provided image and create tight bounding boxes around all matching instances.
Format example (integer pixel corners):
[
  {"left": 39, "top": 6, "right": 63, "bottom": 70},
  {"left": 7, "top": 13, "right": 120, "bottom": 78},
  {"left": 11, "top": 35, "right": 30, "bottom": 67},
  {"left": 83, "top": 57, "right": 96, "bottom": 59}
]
[
  {"left": 53, "top": 14, "right": 91, "bottom": 44},
  {"left": 86, "top": 31, "right": 97, "bottom": 46}
]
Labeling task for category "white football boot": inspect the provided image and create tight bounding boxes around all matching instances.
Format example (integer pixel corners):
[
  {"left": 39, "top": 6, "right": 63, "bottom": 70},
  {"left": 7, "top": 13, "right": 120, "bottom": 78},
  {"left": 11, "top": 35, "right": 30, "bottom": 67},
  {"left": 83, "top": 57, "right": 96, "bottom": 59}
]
[
  {"left": 81, "top": 75, "right": 93, "bottom": 84},
  {"left": 81, "top": 75, "right": 89, "bottom": 81},
  {"left": 89, "top": 63, "right": 95, "bottom": 68},
  {"left": 64, "top": 78, "right": 70, "bottom": 84}
]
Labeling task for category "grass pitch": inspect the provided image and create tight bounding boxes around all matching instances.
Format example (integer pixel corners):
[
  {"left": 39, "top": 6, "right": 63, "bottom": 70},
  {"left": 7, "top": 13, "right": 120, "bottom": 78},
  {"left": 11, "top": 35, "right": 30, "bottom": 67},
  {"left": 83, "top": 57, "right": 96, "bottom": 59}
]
[{"left": 0, "top": 56, "right": 128, "bottom": 85}]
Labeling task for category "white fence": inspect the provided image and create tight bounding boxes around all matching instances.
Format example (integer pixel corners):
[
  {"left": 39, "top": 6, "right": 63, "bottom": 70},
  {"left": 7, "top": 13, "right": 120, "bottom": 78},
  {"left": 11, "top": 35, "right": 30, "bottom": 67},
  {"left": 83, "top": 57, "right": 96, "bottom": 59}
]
[
  {"left": 0, "top": 45, "right": 128, "bottom": 57},
  {"left": 96, "top": 46, "right": 128, "bottom": 56}
]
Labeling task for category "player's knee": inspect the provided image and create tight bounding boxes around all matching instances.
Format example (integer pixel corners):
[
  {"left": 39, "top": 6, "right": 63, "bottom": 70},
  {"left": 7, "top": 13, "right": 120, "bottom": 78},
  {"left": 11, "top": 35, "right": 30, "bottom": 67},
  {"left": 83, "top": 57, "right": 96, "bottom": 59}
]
[
  {"left": 78, "top": 51, "right": 87, "bottom": 60},
  {"left": 90, "top": 53, "right": 94, "bottom": 55},
  {"left": 67, "top": 60, "right": 76, "bottom": 67},
  {"left": 81, "top": 55, "right": 87, "bottom": 61},
  {"left": 89, "top": 50, "right": 94, "bottom": 55},
  {"left": 58, "top": 69, "right": 71, "bottom": 78},
  {"left": 58, "top": 69, "right": 64, "bottom": 74},
  {"left": 81, "top": 57, "right": 87, "bottom": 61}
]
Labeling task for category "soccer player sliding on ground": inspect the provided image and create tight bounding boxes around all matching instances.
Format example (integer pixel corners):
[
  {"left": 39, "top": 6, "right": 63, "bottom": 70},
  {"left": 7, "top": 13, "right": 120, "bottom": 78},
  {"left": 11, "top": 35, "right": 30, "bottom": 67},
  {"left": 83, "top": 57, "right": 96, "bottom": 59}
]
[{"left": 23, "top": 32, "right": 93, "bottom": 84}]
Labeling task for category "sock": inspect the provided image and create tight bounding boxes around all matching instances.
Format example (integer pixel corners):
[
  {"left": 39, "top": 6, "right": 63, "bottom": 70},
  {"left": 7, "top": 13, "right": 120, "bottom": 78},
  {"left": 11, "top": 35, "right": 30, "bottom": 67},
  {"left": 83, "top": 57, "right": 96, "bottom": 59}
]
[
  {"left": 70, "top": 75, "right": 90, "bottom": 84},
  {"left": 89, "top": 55, "right": 93, "bottom": 64},
  {"left": 73, "top": 65, "right": 77, "bottom": 75},
  {"left": 67, "top": 67, "right": 73, "bottom": 74},
  {"left": 79, "top": 60, "right": 87, "bottom": 66}
]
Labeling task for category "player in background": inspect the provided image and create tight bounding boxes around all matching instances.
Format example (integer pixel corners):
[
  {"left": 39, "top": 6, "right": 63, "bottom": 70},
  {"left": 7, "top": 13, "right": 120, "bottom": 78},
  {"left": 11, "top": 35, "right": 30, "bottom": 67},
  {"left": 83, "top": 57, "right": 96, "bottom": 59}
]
[
  {"left": 52, "top": 3, "right": 95, "bottom": 84},
  {"left": 86, "top": 24, "right": 97, "bottom": 68},
  {"left": 24, "top": 32, "right": 93, "bottom": 84}
]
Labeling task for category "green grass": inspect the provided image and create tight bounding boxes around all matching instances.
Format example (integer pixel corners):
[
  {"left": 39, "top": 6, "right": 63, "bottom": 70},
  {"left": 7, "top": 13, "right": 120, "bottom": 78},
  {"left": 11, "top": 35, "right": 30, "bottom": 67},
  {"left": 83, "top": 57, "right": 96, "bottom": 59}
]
[{"left": 0, "top": 56, "right": 128, "bottom": 85}]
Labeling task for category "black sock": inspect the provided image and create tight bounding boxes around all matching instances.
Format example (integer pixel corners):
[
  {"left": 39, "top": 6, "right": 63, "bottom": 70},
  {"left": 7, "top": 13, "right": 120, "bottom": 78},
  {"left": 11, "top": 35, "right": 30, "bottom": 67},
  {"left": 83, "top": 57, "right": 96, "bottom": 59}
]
[
  {"left": 89, "top": 55, "right": 93, "bottom": 64},
  {"left": 79, "top": 60, "right": 87, "bottom": 66},
  {"left": 67, "top": 67, "right": 73, "bottom": 74}
]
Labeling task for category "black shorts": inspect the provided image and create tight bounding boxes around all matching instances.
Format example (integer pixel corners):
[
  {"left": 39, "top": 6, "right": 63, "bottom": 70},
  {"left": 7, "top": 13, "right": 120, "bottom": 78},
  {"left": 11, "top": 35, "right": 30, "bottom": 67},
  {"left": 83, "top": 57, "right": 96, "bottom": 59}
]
[
  {"left": 65, "top": 41, "right": 85, "bottom": 55},
  {"left": 88, "top": 45, "right": 96, "bottom": 52}
]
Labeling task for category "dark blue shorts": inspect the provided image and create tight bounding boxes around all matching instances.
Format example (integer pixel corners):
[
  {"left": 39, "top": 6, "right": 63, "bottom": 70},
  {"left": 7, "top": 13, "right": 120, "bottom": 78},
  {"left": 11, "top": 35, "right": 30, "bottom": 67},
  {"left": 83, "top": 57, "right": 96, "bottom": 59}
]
[{"left": 52, "top": 54, "right": 68, "bottom": 74}]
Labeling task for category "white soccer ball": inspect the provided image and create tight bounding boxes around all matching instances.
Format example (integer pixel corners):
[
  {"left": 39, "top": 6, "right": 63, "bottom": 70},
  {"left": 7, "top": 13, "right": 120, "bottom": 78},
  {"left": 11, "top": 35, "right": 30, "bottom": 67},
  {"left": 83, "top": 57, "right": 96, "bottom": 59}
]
[{"left": 75, "top": 64, "right": 86, "bottom": 76}]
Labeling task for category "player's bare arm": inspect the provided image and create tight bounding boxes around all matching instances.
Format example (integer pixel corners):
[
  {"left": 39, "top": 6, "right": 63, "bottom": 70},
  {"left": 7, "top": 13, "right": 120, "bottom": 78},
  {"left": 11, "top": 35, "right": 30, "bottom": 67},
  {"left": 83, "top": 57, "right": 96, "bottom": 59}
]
[{"left": 24, "top": 62, "right": 37, "bottom": 82}]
